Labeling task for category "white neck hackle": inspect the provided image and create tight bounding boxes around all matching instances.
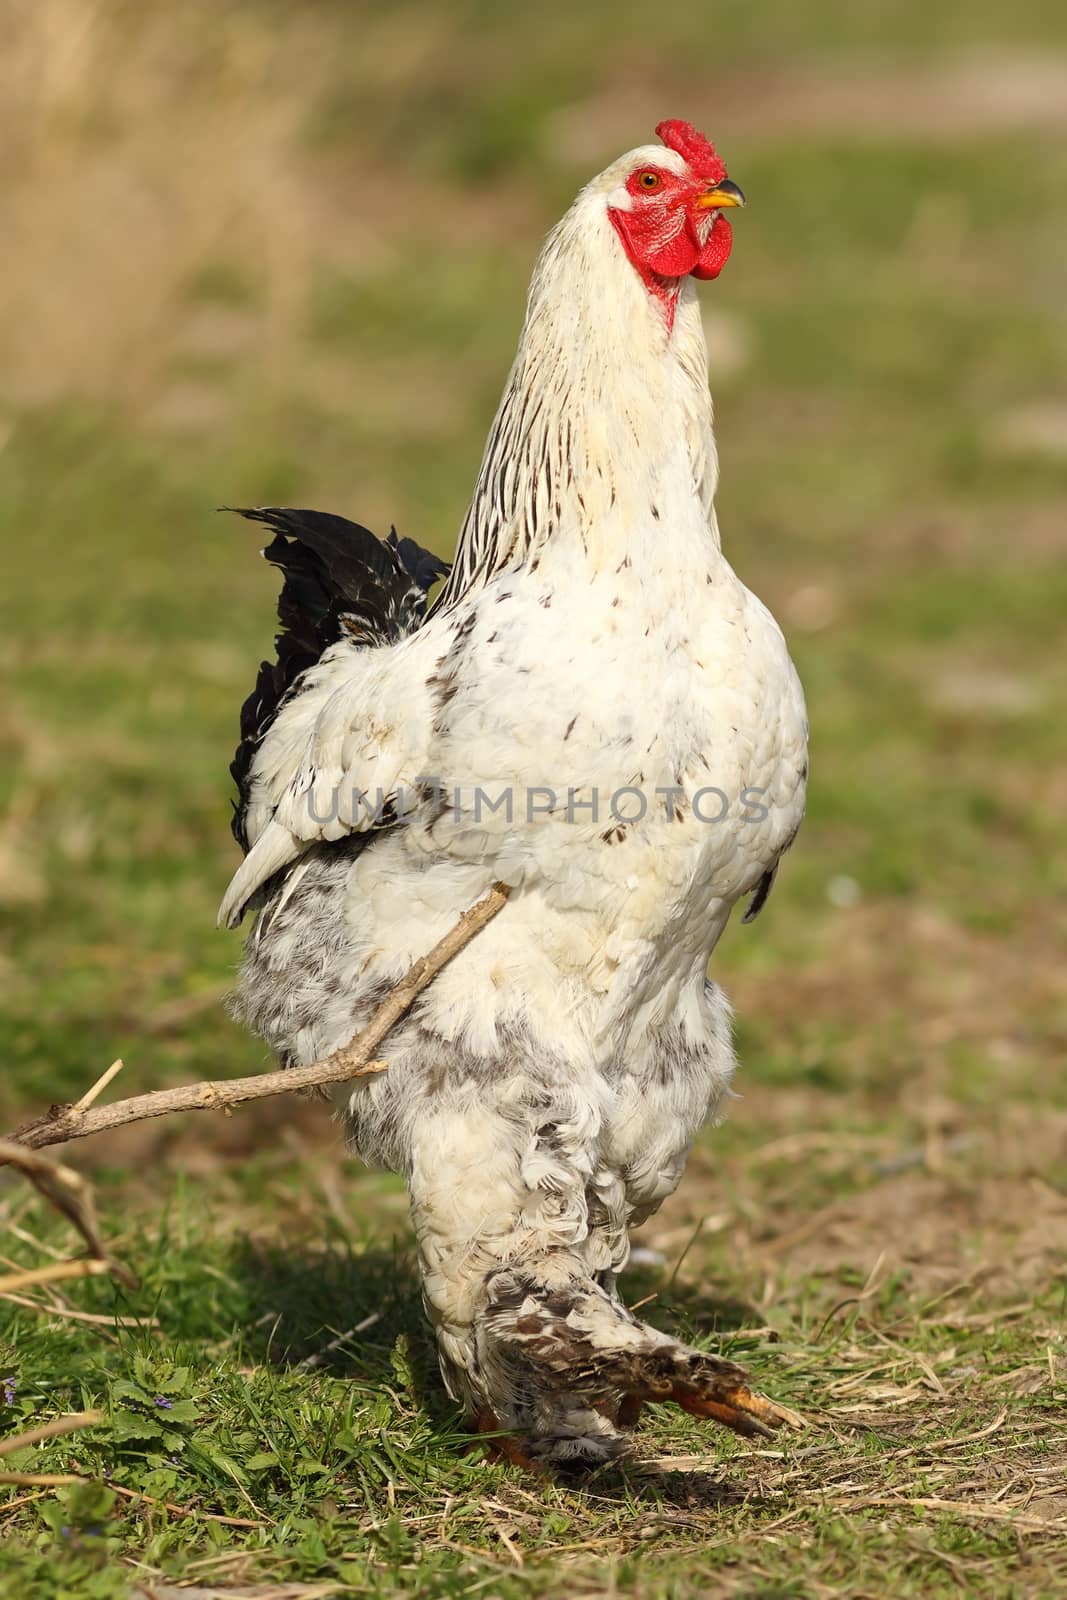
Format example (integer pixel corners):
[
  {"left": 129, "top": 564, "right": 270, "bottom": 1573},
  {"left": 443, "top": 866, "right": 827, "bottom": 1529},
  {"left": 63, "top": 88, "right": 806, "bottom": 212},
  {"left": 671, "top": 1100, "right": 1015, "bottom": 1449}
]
[{"left": 436, "top": 146, "right": 721, "bottom": 610}]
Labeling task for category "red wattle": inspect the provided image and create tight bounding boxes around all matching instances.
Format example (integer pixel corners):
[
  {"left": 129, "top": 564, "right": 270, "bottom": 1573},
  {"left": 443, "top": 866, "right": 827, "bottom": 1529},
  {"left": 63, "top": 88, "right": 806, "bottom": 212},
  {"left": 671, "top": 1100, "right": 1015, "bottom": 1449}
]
[
  {"left": 692, "top": 215, "right": 733, "bottom": 281},
  {"left": 645, "top": 229, "right": 700, "bottom": 278}
]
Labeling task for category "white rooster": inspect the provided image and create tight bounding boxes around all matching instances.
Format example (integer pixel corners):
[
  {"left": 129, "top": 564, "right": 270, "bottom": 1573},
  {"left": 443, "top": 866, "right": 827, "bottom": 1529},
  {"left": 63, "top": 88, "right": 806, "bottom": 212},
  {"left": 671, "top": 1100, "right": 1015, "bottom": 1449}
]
[{"left": 221, "top": 118, "right": 808, "bottom": 1465}]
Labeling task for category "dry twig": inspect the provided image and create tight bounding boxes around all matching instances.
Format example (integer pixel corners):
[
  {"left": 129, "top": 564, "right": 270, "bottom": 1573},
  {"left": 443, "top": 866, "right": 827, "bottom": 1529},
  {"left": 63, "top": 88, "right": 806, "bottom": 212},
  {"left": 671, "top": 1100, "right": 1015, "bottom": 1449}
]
[
  {"left": 0, "top": 1410, "right": 105, "bottom": 1457},
  {"left": 0, "top": 1257, "right": 112, "bottom": 1296},
  {"left": 105, "top": 1481, "right": 267, "bottom": 1529},
  {"left": 2, "top": 883, "right": 510, "bottom": 1160},
  {"left": 0, "top": 1140, "right": 138, "bottom": 1290},
  {"left": 0, "top": 1409, "right": 104, "bottom": 1479},
  {"left": 0, "top": 1473, "right": 87, "bottom": 1488}
]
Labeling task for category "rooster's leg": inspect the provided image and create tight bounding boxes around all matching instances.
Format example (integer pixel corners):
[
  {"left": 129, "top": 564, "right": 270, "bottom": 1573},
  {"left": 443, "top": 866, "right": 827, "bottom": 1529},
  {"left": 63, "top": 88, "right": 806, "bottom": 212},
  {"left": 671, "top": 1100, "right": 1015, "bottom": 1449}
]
[
  {"left": 468, "top": 1408, "right": 547, "bottom": 1474},
  {"left": 408, "top": 1097, "right": 799, "bottom": 1468}
]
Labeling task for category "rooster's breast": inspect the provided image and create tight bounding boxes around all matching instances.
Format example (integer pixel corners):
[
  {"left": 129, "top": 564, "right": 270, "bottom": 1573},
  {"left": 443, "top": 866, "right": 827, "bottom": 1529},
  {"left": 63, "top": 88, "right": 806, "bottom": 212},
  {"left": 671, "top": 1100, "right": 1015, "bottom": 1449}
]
[{"left": 424, "top": 555, "right": 806, "bottom": 928}]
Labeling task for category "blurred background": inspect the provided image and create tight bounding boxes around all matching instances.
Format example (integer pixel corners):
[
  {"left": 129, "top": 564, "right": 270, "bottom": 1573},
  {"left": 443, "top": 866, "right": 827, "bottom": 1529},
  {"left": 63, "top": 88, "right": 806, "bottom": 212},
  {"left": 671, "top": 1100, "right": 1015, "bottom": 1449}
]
[{"left": 1, "top": 0, "right": 1065, "bottom": 1261}]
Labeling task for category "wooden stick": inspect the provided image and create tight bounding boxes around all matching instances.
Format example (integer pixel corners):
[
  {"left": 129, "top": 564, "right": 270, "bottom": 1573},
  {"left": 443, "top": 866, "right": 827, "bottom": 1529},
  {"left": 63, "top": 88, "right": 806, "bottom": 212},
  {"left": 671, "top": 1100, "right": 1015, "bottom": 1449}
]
[
  {"left": 0, "top": 1258, "right": 111, "bottom": 1296},
  {"left": 0, "top": 1473, "right": 86, "bottom": 1488},
  {"left": 70, "top": 1058, "right": 125, "bottom": 1116},
  {"left": 0, "top": 1410, "right": 104, "bottom": 1459},
  {"left": 0, "top": 1292, "right": 154, "bottom": 1328},
  {"left": 105, "top": 1480, "right": 267, "bottom": 1528},
  {"left": 0, "top": 1141, "right": 138, "bottom": 1291},
  {"left": 3, "top": 883, "right": 510, "bottom": 1161}
]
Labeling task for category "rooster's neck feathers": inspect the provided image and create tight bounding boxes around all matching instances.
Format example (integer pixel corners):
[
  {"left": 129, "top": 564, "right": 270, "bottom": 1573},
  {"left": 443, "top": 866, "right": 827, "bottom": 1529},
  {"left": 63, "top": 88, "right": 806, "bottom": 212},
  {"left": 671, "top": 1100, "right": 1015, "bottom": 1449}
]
[{"left": 436, "top": 159, "right": 719, "bottom": 612}]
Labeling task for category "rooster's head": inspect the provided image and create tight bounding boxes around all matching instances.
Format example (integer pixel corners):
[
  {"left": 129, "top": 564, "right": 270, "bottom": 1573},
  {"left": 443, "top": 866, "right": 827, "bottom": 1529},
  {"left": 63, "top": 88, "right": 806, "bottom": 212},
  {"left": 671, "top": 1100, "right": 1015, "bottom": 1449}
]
[{"left": 605, "top": 119, "right": 744, "bottom": 299}]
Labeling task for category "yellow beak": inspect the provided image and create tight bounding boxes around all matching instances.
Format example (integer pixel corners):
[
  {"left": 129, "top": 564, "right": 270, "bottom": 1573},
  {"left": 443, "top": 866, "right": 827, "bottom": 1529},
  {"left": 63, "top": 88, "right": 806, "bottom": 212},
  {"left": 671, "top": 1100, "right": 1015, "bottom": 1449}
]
[{"left": 696, "top": 178, "right": 746, "bottom": 209}]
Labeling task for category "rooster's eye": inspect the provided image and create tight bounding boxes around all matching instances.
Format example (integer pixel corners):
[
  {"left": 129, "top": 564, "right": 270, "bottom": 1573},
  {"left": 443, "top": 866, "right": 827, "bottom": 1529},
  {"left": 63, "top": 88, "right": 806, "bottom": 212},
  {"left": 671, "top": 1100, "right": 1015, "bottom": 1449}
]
[{"left": 638, "top": 171, "right": 661, "bottom": 190}]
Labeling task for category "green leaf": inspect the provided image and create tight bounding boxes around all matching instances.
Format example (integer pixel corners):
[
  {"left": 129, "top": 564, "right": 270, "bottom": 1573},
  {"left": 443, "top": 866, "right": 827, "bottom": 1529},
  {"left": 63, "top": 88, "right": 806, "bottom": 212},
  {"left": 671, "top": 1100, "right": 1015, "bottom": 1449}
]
[
  {"left": 389, "top": 1333, "right": 414, "bottom": 1393},
  {"left": 157, "top": 1398, "right": 200, "bottom": 1423},
  {"left": 155, "top": 1366, "right": 192, "bottom": 1395},
  {"left": 132, "top": 1355, "right": 155, "bottom": 1390},
  {"left": 109, "top": 1380, "right": 150, "bottom": 1407},
  {"left": 61, "top": 1482, "right": 117, "bottom": 1525},
  {"left": 110, "top": 1411, "right": 165, "bottom": 1443},
  {"left": 193, "top": 1442, "right": 248, "bottom": 1484}
]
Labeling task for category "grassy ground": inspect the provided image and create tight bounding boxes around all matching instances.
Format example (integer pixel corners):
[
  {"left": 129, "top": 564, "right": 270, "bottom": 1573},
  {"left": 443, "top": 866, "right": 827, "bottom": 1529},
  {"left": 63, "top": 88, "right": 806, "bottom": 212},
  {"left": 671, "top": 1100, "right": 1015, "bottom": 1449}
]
[{"left": 2, "top": 1, "right": 1067, "bottom": 1595}]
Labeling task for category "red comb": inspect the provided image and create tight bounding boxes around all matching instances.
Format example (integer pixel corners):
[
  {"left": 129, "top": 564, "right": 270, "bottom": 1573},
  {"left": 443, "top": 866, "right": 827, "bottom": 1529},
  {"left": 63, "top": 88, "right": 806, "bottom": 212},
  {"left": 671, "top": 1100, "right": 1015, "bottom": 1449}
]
[{"left": 655, "top": 119, "right": 727, "bottom": 184}]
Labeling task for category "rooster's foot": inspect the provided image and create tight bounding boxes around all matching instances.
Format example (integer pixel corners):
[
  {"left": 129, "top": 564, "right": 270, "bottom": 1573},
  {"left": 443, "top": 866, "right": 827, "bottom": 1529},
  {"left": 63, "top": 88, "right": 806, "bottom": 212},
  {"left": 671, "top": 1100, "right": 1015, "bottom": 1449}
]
[
  {"left": 666, "top": 1376, "right": 802, "bottom": 1439},
  {"left": 618, "top": 1347, "right": 804, "bottom": 1442}
]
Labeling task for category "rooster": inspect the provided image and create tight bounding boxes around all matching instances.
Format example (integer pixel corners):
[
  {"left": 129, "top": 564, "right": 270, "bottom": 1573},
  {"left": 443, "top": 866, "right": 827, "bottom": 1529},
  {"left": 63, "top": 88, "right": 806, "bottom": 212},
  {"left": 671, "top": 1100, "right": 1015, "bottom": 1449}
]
[{"left": 220, "top": 119, "right": 808, "bottom": 1465}]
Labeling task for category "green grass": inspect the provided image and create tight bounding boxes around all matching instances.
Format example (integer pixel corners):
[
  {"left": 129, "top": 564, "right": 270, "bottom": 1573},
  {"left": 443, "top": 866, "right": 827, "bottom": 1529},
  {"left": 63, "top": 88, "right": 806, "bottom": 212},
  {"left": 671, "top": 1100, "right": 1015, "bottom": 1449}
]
[
  {"left": 3, "top": 0, "right": 1067, "bottom": 1594},
  {"left": 3, "top": 1174, "right": 1065, "bottom": 1597}
]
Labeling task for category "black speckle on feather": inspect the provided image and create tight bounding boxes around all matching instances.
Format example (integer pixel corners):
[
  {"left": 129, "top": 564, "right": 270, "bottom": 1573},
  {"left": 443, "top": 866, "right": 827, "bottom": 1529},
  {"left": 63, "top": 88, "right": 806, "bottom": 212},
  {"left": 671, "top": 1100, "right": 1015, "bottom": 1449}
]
[
  {"left": 225, "top": 506, "right": 449, "bottom": 852},
  {"left": 743, "top": 818, "right": 803, "bottom": 924},
  {"left": 741, "top": 866, "right": 776, "bottom": 924}
]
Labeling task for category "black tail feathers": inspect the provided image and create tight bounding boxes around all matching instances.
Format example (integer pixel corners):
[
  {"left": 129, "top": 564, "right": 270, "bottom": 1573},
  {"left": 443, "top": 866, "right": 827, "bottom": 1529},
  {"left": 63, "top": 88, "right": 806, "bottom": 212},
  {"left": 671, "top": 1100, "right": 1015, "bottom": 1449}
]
[{"left": 225, "top": 505, "right": 449, "bottom": 851}]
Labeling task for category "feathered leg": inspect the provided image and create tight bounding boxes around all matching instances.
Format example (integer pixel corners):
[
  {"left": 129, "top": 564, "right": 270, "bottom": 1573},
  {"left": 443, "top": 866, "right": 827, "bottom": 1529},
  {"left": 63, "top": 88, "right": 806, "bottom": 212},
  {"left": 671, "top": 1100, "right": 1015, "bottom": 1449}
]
[{"left": 407, "top": 1095, "right": 796, "bottom": 1466}]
